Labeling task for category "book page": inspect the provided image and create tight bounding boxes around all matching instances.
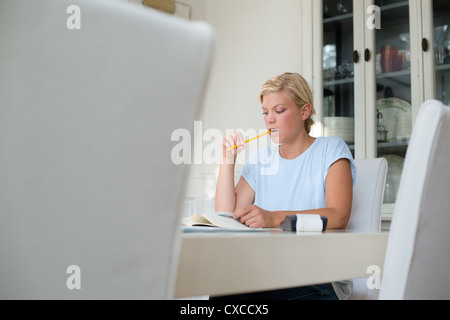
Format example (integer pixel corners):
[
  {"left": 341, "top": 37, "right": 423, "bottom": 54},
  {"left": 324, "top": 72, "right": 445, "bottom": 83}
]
[{"left": 190, "top": 213, "right": 251, "bottom": 230}]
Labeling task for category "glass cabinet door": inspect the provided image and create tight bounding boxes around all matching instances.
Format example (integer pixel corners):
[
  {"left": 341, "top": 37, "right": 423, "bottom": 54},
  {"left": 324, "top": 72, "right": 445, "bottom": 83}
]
[
  {"left": 316, "top": 0, "right": 449, "bottom": 219},
  {"left": 373, "top": 0, "right": 412, "bottom": 204},
  {"left": 320, "top": 0, "right": 448, "bottom": 206},
  {"left": 433, "top": 0, "right": 450, "bottom": 105},
  {"left": 322, "top": 0, "right": 355, "bottom": 156}
]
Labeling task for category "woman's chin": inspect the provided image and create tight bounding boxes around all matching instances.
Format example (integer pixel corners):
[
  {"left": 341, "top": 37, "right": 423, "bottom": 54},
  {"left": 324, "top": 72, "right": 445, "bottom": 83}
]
[{"left": 270, "top": 135, "right": 281, "bottom": 144}]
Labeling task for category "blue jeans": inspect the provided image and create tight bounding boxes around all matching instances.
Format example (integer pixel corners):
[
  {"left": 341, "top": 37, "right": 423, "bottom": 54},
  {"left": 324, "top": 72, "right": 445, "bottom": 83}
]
[{"left": 210, "top": 283, "right": 338, "bottom": 300}]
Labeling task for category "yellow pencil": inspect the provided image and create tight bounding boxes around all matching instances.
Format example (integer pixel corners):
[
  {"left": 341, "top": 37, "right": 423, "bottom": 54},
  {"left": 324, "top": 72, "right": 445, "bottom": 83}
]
[{"left": 228, "top": 130, "right": 271, "bottom": 150}]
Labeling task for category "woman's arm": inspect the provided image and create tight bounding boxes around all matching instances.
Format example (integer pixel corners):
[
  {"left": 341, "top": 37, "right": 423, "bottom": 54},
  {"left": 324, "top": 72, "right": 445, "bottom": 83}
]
[
  {"left": 215, "top": 132, "right": 255, "bottom": 213},
  {"left": 215, "top": 161, "right": 238, "bottom": 213},
  {"left": 235, "top": 158, "right": 353, "bottom": 229},
  {"left": 320, "top": 158, "right": 353, "bottom": 228}
]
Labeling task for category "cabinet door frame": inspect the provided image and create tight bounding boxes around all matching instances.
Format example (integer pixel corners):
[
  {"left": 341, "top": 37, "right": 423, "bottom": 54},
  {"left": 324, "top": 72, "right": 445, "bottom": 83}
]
[
  {"left": 410, "top": 0, "right": 435, "bottom": 124},
  {"left": 300, "top": 0, "right": 324, "bottom": 139},
  {"left": 354, "top": 0, "right": 377, "bottom": 160}
]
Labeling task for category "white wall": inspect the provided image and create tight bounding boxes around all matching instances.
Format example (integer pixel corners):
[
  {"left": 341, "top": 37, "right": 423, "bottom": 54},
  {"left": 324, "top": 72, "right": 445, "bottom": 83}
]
[
  {"left": 203, "top": 0, "right": 303, "bottom": 143},
  {"left": 122, "top": 1, "right": 304, "bottom": 154},
  {"left": 180, "top": 0, "right": 305, "bottom": 215},
  {"left": 180, "top": 0, "right": 207, "bottom": 20},
  {"left": 188, "top": 0, "right": 304, "bottom": 173},
  {"left": 116, "top": 0, "right": 306, "bottom": 214}
]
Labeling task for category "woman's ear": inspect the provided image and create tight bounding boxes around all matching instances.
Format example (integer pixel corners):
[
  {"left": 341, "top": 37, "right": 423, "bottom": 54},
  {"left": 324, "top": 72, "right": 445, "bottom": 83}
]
[{"left": 301, "top": 104, "right": 312, "bottom": 121}]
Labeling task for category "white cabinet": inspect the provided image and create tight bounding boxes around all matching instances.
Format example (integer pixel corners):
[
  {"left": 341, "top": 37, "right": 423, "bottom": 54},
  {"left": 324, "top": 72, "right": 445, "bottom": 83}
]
[{"left": 301, "top": 0, "right": 450, "bottom": 228}]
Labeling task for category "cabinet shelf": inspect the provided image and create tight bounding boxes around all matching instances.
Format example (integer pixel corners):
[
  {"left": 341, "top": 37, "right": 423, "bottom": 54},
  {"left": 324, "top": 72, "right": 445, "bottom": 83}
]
[
  {"left": 324, "top": 69, "right": 423, "bottom": 87},
  {"left": 377, "top": 140, "right": 409, "bottom": 156},
  {"left": 324, "top": 1, "right": 409, "bottom": 24},
  {"left": 324, "top": 77, "right": 354, "bottom": 87},
  {"left": 376, "top": 69, "right": 411, "bottom": 80},
  {"left": 377, "top": 1, "right": 409, "bottom": 11},
  {"left": 347, "top": 140, "right": 409, "bottom": 156},
  {"left": 323, "top": 12, "right": 353, "bottom": 24},
  {"left": 436, "top": 64, "right": 450, "bottom": 72},
  {"left": 376, "top": 1, "right": 409, "bottom": 24},
  {"left": 376, "top": 69, "right": 412, "bottom": 88}
]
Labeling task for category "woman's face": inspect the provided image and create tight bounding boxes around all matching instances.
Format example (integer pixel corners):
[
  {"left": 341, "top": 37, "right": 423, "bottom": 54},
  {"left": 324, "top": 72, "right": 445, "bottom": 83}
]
[{"left": 262, "top": 89, "right": 307, "bottom": 145}]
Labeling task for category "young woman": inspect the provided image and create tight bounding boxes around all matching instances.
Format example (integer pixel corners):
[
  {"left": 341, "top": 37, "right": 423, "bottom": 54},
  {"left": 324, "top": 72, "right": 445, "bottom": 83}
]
[{"left": 213, "top": 72, "right": 357, "bottom": 300}]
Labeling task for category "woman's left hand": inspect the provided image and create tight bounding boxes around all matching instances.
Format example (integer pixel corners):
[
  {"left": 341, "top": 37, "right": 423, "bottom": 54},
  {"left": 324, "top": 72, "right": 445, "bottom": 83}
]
[{"left": 234, "top": 205, "right": 276, "bottom": 229}]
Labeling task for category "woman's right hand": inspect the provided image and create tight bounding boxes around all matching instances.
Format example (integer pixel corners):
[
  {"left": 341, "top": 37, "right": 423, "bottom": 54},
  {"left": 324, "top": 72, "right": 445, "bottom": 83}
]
[{"left": 222, "top": 131, "right": 245, "bottom": 164}]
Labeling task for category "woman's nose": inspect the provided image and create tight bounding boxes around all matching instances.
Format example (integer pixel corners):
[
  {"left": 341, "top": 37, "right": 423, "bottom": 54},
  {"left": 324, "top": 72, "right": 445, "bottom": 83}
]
[{"left": 266, "top": 112, "right": 276, "bottom": 124}]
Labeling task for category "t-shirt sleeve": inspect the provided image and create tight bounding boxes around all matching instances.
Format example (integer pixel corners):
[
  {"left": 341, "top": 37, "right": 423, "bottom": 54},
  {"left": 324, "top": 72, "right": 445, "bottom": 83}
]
[{"left": 324, "top": 136, "right": 357, "bottom": 186}]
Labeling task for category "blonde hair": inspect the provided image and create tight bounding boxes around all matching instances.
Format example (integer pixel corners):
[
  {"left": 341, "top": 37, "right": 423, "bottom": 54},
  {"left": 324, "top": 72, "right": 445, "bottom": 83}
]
[{"left": 260, "top": 72, "right": 316, "bottom": 134}]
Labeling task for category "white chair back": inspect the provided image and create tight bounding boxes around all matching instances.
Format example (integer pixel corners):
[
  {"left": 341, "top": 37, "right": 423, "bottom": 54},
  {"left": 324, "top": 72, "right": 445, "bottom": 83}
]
[
  {"left": 347, "top": 158, "right": 388, "bottom": 232},
  {"left": 380, "top": 100, "right": 450, "bottom": 300},
  {"left": 347, "top": 158, "right": 387, "bottom": 299},
  {"left": 0, "top": 0, "right": 215, "bottom": 299}
]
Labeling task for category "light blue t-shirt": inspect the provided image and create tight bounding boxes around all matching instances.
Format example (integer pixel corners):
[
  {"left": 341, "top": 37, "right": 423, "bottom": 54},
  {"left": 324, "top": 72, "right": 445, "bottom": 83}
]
[
  {"left": 242, "top": 136, "right": 357, "bottom": 212},
  {"left": 241, "top": 136, "right": 357, "bottom": 300}
]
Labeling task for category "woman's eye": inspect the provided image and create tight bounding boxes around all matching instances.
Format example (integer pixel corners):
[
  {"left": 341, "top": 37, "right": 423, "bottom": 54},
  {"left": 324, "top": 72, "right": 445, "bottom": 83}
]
[
  {"left": 276, "top": 110, "right": 285, "bottom": 114},
  {"left": 262, "top": 112, "right": 268, "bottom": 116}
]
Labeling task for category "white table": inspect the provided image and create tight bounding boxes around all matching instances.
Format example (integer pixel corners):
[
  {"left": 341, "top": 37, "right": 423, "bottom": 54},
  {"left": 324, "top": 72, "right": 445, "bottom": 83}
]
[{"left": 174, "top": 230, "right": 389, "bottom": 298}]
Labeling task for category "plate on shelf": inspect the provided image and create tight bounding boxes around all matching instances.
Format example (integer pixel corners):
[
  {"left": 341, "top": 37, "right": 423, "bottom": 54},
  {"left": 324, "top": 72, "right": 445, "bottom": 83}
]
[
  {"left": 395, "top": 112, "right": 412, "bottom": 141},
  {"left": 323, "top": 117, "right": 354, "bottom": 143},
  {"left": 382, "top": 154, "right": 405, "bottom": 204},
  {"left": 376, "top": 97, "right": 412, "bottom": 142}
]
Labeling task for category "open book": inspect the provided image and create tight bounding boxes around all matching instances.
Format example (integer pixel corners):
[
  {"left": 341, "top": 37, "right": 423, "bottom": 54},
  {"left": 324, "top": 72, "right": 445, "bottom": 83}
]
[
  {"left": 182, "top": 212, "right": 281, "bottom": 233},
  {"left": 189, "top": 212, "right": 251, "bottom": 230}
]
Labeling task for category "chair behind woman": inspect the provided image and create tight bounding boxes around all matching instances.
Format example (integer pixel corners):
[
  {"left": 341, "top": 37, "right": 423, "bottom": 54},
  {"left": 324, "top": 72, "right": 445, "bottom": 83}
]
[{"left": 346, "top": 158, "right": 387, "bottom": 299}]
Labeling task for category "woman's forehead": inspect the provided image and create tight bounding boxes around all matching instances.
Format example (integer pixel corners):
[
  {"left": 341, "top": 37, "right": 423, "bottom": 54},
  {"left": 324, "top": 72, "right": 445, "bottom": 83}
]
[{"left": 262, "top": 90, "right": 294, "bottom": 108}]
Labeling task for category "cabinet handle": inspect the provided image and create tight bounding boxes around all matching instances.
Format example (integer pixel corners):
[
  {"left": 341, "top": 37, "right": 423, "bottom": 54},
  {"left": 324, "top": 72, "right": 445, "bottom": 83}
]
[
  {"left": 422, "top": 38, "right": 429, "bottom": 52},
  {"left": 365, "top": 49, "right": 371, "bottom": 62},
  {"left": 353, "top": 50, "right": 359, "bottom": 63}
]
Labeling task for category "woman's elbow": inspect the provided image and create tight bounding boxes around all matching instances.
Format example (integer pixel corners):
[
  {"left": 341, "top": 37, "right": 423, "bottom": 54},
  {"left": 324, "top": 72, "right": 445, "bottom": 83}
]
[
  {"left": 328, "top": 208, "right": 351, "bottom": 229},
  {"left": 338, "top": 216, "right": 350, "bottom": 229}
]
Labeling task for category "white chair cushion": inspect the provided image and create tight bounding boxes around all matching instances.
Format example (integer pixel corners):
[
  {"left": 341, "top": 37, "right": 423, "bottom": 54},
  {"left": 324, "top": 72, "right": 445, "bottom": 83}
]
[
  {"left": 380, "top": 100, "right": 450, "bottom": 299},
  {"left": 0, "top": 0, "right": 215, "bottom": 299}
]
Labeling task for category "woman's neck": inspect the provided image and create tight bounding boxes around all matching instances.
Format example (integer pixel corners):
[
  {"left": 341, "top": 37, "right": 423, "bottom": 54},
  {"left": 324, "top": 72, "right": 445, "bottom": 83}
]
[{"left": 279, "top": 134, "right": 316, "bottom": 160}]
